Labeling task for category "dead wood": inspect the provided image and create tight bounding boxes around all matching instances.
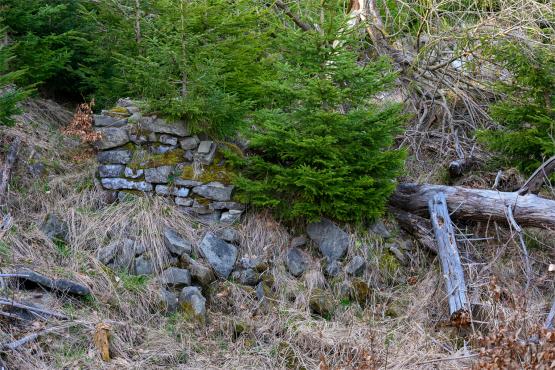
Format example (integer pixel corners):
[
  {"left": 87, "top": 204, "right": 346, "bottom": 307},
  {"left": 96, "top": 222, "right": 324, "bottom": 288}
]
[
  {"left": 428, "top": 193, "right": 470, "bottom": 326},
  {"left": 391, "top": 183, "right": 555, "bottom": 229},
  {"left": 389, "top": 208, "right": 437, "bottom": 254},
  {"left": 518, "top": 156, "right": 555, "bottom": 195}
]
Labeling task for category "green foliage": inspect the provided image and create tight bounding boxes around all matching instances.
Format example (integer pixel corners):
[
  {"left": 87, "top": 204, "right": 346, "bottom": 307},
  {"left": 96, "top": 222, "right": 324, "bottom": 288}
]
[
  {"left": 117, "top": 0, "right": 275, "bottom": 137},
  {"left": 229, "top": 4, "right": 406, "bottom": 223},
  {"left": 478, "top": 43, "right": 555, "bottom": 174},
  {"left": 0, "top": 26, "right": 31, "bottom": 126}
]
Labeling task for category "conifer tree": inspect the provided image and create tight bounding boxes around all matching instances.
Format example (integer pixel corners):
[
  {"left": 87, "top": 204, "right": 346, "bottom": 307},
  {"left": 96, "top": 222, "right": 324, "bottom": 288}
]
[{"left": 229, "top": 2, "right": 406, "bottom": 223}]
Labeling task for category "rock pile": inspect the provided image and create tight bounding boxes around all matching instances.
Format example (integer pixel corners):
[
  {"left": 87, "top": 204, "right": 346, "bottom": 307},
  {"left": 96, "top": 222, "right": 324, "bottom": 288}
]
[{"left": 95, "top": 98, "right": 243, "bottom": 223}]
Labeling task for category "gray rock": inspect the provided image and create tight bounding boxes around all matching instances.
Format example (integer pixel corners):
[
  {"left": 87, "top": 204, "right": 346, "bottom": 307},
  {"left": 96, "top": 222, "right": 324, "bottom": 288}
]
[
  {"left": 286, "top": 247, "right": 309, "bottom": 277},
  {"left": 139, "top": 116, "right": 190, "bottom": 137},
  {"left": 325, "top": 260, "right": 342, "bottom": 277},
  {"left": 101, "top": 178, "right": 153, "bottom": 192},
  {"left": 128, "top": 112, "right": 142, "bottom": 124},
  {"left": 181, "top": 255, "right": 216, "bottom": 287},
  {"left": 193, "top": 211, "right": 222, "bottom": 224},
  {"left": 97, "top": 149, "right": 132, "bottom": 164},
  {"left": 117, "top": 191, "right": 140, "bottom": 202},
  {"left": 174, "top": 178, "right": 203, "bottom": 187},
  {"left": 134, "top": 255, "right": 154, "bottom": 275},
  {"left": 114, "top": 238, "right": 135, "bottom": 269},
  {"left": 28, "top": 162, "right": 46, "bottom": 178},
  {"left": 150, "top": 145, "right": 175, "bottom": 154},
  {"left": 40, "top": 214, "right": 68, "bottom": 241},
  {"left": 199, "top": 142, "right": 217, "bottom": 165},
  {"left": 16, "top": 268, "right": 90, "bottom": 296},
  {"left": 199, "top": 232, "right": 238, "bottom": 278},
  {"left": 192, "top": 182, "right": 234, "bottom": 201},
  {"left": 155, "top": 185, "right": 189, "bottom": 197},
  {"left": 346, "top": 255, "right": 366, "bottom": 276},
  {"left": 175, "top": 197, "right": 193, "bottom": 207},
  {"left": 290, "top": 236, "right": 308, "bottom": 248},
  {"left": 209, "top": 202, "right": 245, "bottom": 211},
  {"left": 98, "top": 164, "right": 125, "bottom": 178},
  {"left": 184, "top": 150, "right": 194, "bottom": 162},
  {"left": 238, "top": 256, "right": 268, "bottom": 272},
  {"left": 180, "top": 136, "right": 200, "bottom": 150},
  {"left": 145, "top": 166, "right": 173, "bottom": 183},
  {"left": 220, "top": 210, "right": 243, "bottom": 223},
  {"left": 178, "top": 286, "right": 206, "bottom": 319},
  {"left": 388, "top": 243, "right": 408, "bottom": 266},
  {"left": 96, "top": 127, "right": 130, "bottom": 150},
  {"left": 217, "top": 228, "right": 240, "bottom": 243},
  {"left": 116, "top": 98, "right": 136, "bottom": 107},
  {"left": 97, "top": 242, "right": 119, "bottom": 264},
  {"left": 129, "top": 131, "right": 147, "bottom": 144},
  {"left": 307, "top": 219, "right": 349, "bottom": 261},
  {"left": 231, "top": 269, "right": 259, "bottom": 286},
  {"left": 197, "top": 141, "right": 213, "bottom": 154},
  {"left": 94, "top": 114, "right": 127, "bottom": 127},
  {"left": 164, "top": 228, "right": 192, "bottom": 256},
  {"left": 369, "top": 220, "right": 391, "bottom": 239},
  {"left": 159, "top": 134, "right": 178, "bottom": 146},
  {"left": 133, "top": 241, "right": 147, "bottom": 255},
  {"left": 124, "top": 167, "right": 144, "bottom": 179},
  {"left": 159, "top": 289, "right": 178, "bottom": 313},
  {"left": 160, "top": 267, "right": 191, "bottom": 288}
]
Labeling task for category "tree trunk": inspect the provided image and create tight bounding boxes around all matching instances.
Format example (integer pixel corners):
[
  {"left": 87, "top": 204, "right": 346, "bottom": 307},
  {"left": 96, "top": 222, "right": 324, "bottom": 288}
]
[
  {"left": 428, "top": 193, "right": 470, "bottom": 325},
  {"left": 391, "top": 183, "right": 555, "bottom": 229}
]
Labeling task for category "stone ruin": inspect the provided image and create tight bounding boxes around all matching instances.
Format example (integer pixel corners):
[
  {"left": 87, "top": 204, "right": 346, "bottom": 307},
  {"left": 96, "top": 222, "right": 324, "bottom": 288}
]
[{"left": 94, "top": 98, "right": 243, "bottom": 223}]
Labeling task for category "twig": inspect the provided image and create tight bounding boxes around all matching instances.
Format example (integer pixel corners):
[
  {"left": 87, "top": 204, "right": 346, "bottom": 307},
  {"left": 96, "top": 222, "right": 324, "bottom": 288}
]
[
  {"left": 505, "top": 205, "right": 531, "bottom": 289},
  {"left": 492, "top": 170, "right": 503, "bottom": 190},
  {"left": 518, "top": 156, "right": 555, "bottom": 195},
  {"left": 2, "top": 324, "right": 74, "bottom": 350},
  {"left": 0, "top": 298, "right": 68, "bottom": 320},
  {"left": 416, "top": 354, "right": 479, "bottom": 365}
]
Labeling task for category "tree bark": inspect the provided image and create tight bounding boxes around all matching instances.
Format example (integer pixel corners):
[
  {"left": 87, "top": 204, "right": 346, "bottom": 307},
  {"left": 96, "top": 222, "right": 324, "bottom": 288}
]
[
  {"left": 428, "top": 193, "right": 470, "bottom": 325},
  {"left": 391, "top": 183, "right": 555, "bottom": 229}
]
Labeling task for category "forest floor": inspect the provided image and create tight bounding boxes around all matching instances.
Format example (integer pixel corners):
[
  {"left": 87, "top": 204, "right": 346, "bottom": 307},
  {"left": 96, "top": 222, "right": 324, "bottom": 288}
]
[{"left": 0, "top": 99, "right": 553, "bottom": 369}]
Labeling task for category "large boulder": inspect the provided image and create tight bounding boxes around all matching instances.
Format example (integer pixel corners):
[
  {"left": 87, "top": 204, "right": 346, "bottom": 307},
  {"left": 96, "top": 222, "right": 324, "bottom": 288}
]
[
  {"left": 178, "top": 286, "right": 206, "bottom": 320},
  {"left": 101, "top": 178, "right": 153, "bottom": 192},
  {"left": 192, "top": 182, "right": 234, "bottom": 201},
  {"left": 40, "top": 214, "right": 68, "bottom": 241},
  {"left": 97, "top": 149, "right": 132, "bottom": 164},
  {"left": 144, "top": 166, "right": 173, "bottom": 183},
  {"left": 198, "top": 232, "right": 238, "bottom": 278},
  {"left": 285, "top": 247, "right": 310, "bottom": 277},
  {"left": 307, "top": 218, "right": 349, "bottom": 261},
  {"left": 96, "top": 127, "right": 130, "bottom": 150},
  {"left": 139, "top": 116, "right": 190, "bottom": 137},
  {"left": 163, "top": 228, "right": 192, "bottom": 256}
]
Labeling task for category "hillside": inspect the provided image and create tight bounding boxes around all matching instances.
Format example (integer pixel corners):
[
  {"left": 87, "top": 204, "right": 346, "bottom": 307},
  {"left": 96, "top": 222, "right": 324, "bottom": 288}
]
[{"left": 0, "top": 0, "right": 554, "bottom": 369}]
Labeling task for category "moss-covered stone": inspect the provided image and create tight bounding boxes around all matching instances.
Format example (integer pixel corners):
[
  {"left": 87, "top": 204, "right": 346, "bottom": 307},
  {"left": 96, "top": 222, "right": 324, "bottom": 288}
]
[
  {"left": 309, "top": 288, "right": 334, "bottom": 318},
  {"left": 107, "top": 106, "right": 130, "bottom": 117},
  {"left": 180, "top": 151, "right": 234, "bottom": 183},
  {"left": 351, "top": 277, "right": 371, "bottom": 304}
]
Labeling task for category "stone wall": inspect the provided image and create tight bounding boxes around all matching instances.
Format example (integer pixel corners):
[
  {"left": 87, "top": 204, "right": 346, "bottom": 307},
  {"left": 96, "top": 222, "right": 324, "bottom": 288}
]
[{"left": 95, "top": 98, "right": 243, "bottom": 223}]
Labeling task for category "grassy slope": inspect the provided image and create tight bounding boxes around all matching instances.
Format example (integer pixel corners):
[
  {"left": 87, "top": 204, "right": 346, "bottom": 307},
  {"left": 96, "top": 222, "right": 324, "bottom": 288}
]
[{"left": 0, "top": 99, "right": 553, "bottom": 369}]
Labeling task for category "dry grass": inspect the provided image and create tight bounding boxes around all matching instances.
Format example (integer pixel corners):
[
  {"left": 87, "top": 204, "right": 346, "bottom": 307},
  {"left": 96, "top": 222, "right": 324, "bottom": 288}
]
[{"left": 0, "top": 99, "right": 552, "bottom": 369}]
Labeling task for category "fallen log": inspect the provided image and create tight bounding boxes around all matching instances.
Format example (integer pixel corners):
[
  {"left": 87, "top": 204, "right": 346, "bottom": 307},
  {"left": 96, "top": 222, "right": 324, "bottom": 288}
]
[
  {"left": 428, "top": 193, "right": 470, "bottom": 326},
  {"left": 389, "top": 208, "right": 437, "bottom": 254},
  {"left": 391, "top": 183, "right": 555, "bottom": 229}
]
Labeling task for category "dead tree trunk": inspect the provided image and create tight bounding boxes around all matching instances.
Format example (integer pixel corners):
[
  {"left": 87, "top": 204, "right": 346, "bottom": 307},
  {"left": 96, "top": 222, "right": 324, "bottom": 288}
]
[
  {"left": 391, "top": 183, "right": 555, "bottom": 229},
  {"left": 0, "top": 137, "right": 21, "bottom": 208},
  {"left": 390, "top": 208, "right": 437, "bottom": 254},
  {"left": 428, "top": 193, "right": 470, "bottom": 325}
]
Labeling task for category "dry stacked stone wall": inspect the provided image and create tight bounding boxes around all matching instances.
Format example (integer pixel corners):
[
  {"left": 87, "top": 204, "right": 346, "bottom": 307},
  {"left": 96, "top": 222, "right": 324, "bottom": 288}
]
[{"left": 95, "top": 98, "right": 243, "bottom": 223}]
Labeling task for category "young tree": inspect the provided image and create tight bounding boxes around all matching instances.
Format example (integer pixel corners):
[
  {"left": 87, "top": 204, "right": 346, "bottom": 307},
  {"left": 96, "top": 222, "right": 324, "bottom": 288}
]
[
  {"left": 0, "top": 26, "right": 30, "bottom": 126},
  {"left": 479, "top": 42, "right": 555, "bottom": 174},
  {"left": 230, "top": 2, "right": 406, "bottom": 223}
]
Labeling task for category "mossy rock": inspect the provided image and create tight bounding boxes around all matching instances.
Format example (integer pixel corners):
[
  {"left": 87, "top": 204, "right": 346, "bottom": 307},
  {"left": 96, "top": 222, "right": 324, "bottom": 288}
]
[
  {"left": 107, "top": 106, "right": 130, "bottom": 117},
  {"left": 179, "top": 302, "right": 205, "bottom": 324},
  {"left": 128, "top": 148, "right": 185, "bottom": 170},
  {"left": 179, "top": 150, "right": 234, "bottom": 183},
  {"left": 309, "top": 288, "right": 334, "bottom": 318}
]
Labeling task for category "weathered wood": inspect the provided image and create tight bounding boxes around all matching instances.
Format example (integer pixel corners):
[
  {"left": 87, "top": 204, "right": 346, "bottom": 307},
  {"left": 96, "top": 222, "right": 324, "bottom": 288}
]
[
  {"left": 391, "top": 183, "right": 555, "bottom": 229},
  {"left": 428, "top": 193, "right": 470, "bottom": 326},
  {"left": 545, "top": 297, "right": 555, "bottom": 329},
  {"left": 0, "top": 137, "right": 21, "bottom": 207},
  {"left": 390, "top": 208, "right": 437, "bottom": 254},
  {"left": 518, "top": 156, "right": 555, "bottom": 195},
  {"left": 448, "top": 157, "right": 476, "bottom": 178}
]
